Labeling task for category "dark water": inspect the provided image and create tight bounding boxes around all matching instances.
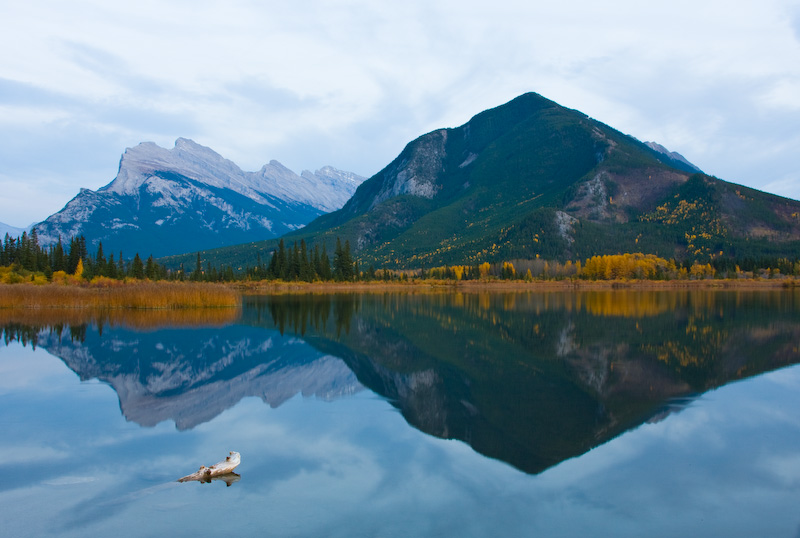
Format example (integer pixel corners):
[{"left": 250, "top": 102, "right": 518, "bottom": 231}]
[{"left": 2, "top": 290, "right": 800, "bottom": 537}]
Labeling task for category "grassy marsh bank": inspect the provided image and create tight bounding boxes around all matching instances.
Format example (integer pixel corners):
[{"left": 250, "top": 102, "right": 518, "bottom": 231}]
[
  {"left": 235, "top": 277, "right": 799, "bottom": 294},
  {"left": 0, "top": 281, "right": 241, "bottom": 309}
]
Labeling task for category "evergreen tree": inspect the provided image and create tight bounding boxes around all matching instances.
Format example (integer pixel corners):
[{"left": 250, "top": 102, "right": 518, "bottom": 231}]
[
  {"left": 82, "top": 256, "right": 96, "bottom": 280},
  {"left": 95, "top": 242, "right": 107, "bottom": 276},
  {"left": 29, "top": 228, "right": 47, "bottom": 271},
  {"left": 145, "top": 255, "right": 157, "bottom": 280},
  {"left": 18, "top": 231, "right": 33, "bottom": 270},
  {"left": 1, "top": 234, "right": 10, "bottom": 266},
  {"left": 318, "top": 243, "right": 332, "bottom": 281},
  {"left": 312, "top": 245, "right": 321, "bottom": 278},
  {"left": 289, "top": 242, "right": 300, "bottom": 280},
  {"left": 106, "top": 253, "right": 118, "bottom": 279},
  {"left": 342, "top": 240, "right": 354, "bottom": 281},
  {"left": 276, "top": 239, "right": 288, "bottom": 280},
  {"left": 51, "top": 236, "right": 66, "bottom": 272},
  {"left": 267, "top": 248, "right": 279, "bottom": 279},
  {"left": 333, "top": 238, "right": 346, "bottom": 281},
  {"left": 299, "top": 239, "right": 314, "bottom": 281},
  {"left": 191, "top": 253, "right": 202, "bottom": 281},
  {"left": 130, "top": 253, "right": 145, "bottom": 279},
  {"left": 66, "top": 236, "right": 84, "bottom": 274}
]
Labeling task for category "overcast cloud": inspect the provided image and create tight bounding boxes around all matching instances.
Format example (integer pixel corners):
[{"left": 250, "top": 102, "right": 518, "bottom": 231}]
[{"left": 1, "top": 0, "right": 799, "bottom": 226}]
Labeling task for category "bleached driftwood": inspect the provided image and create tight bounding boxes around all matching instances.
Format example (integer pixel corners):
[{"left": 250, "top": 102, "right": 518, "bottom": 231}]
[{"left": 178, "top": 451, "right": 241, "bottom": 485}]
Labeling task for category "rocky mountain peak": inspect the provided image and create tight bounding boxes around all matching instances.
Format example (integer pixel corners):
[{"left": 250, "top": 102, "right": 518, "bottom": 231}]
[
  {"left": 644, "top": 141, "right": 702, "bottom": 172},
  {"left": 105, "top": 138, "right": 250, "bottom": 198},
  {"left": 34, "top": 139, "right": 366, "bottom": 257}
]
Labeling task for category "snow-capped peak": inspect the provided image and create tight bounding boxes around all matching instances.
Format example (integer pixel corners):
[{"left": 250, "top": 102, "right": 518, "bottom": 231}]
[
  {"left": 100, "top": 138, "right": 366, "bottom": 212},
  {"left": 103, "top": 138, "right": 251, "bottom": 198},
  {"left": 33, "top": 138, "right": 367, "bottom": 257}
]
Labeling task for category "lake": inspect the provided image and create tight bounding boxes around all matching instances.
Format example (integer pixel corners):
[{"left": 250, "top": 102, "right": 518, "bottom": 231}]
[{"left": 2, "top": 289, "right": 800, "bottom": 537}]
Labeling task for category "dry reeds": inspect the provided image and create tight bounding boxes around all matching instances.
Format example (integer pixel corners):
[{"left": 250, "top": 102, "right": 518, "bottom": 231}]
[
  {"left": 0, "top": 281, "right": 241, "bottom": 310},
  {"left": 0, "top": 307, "right": 240, "bottom": 330}
]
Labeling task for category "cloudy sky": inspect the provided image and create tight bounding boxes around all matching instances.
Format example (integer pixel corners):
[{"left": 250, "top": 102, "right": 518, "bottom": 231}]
[{"left": 1, "top": 0, "right": 799, "bottom": 227}]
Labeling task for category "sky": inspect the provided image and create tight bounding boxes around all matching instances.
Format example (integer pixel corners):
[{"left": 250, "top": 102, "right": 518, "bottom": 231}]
[{"left": 1, "top": 0, "right": 799, "bottom": 228}]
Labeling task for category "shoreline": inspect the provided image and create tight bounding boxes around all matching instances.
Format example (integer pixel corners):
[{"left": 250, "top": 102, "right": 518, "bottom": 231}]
[
  {"left": 0, "top": 278, "right": 796, "bottom": 309},
  {"left": 235, "top": 277, "right": 799, "bottom": 294}
]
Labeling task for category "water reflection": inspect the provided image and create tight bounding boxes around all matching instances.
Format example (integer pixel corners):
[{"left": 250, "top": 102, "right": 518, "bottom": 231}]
[
  {"left": 243, "top": 290, "right": 800, "bottom": 473},
  {"left": 1, "top": 307, "right": 361, "bottom": 430},
  {"left": 3, "top": 289, "right": 800, "bottom": 475}
]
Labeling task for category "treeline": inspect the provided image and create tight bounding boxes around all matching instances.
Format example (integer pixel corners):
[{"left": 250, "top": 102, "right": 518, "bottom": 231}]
[
  {"left": 4, "top": 230, "right": 799, "bottom": 286},
  {"left": 246, "top": 238, "right": 356, "bottom": 282},
  {"left": 1, "top": 231, "right": 172, "bottom": 284},
  {"left": 423, "top": 253, "right": 800, "bottom": 282},
  {"left": 1, "top": 232, "right": 366, "bottom": 285}
]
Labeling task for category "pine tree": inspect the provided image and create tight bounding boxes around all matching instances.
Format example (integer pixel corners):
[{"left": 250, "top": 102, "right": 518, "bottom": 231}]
[
  {"left": 342, "top": 240, "right": 354, "bottom": 281},
  {"left": 106, "top": 253, "right": 118, "bottom": 279},
  {"left": 130, "top": 253, "right": 145, "bottom": 279},
  {"left": 333, "top": 238, "right": 346, "bottom": 281},
  {"left": 276, "top": 239, "right": 288, "bottom": 280},
  {"left": 191, "top": 253, "right": 202, "bottom": 281},
  {"left": 95, "top": 242, "right": 107, "bottom": 276},
  {"left": 289, "top": 242, "right": 300, "bottom": 280},
  {"left": 267, "top": 248, "right": 279, "bottom": 279},
  {"left": 299, "top": 239, "right": 314, "bottom": 281},
  {"left": 319, "top": 243, "right": 332, "bottom": 281},
  {"left": 1, "top": 234, "right": 9, "bottom": 266},
  {"left": 51, "top": 236, "right": 66, "bottom": 272},
  {"left": 145, "top": 255, "right": 157, "bottom": 280}
]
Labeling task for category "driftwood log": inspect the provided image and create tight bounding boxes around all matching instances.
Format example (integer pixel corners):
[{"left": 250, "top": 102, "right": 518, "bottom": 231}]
[{"left": 178, "top": 451, "right": 241, "bottom": 485}]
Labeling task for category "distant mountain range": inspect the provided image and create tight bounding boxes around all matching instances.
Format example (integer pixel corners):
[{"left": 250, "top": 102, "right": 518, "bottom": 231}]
[
  {"left": 33, "top": 138, "right": 365, "bottom": 258},
  {"left": 0, "top": 221, "right": 28, "bottom": 239},
  {"left": 174, "top": 92, "right": 800, "bottom": 269}
]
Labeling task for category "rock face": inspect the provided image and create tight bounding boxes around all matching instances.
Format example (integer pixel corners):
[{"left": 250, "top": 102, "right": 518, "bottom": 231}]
[
  {"left": 34, "top": 138, "right": 365, "bottom": 257},
  {"left": 369, "top": 129, "right": 448, "bottom": 209},
  {"left": 644, "top": 141, "right": 702, "bottom": 173}
]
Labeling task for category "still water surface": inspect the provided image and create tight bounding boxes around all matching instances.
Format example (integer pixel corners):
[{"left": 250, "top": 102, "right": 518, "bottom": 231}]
[{"left": 1, "top": 290, "right": 800, "bottom": 537}]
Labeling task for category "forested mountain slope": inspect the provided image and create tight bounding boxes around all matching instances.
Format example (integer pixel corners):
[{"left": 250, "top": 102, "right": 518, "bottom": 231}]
[{"left": 162, "top": 93, "right": 800, "bottom": 270}]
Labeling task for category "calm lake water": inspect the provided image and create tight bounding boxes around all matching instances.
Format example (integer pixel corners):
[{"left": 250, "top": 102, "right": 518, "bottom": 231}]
[{"left": 2, "top": 290, "right": 800, "bottom": 537}]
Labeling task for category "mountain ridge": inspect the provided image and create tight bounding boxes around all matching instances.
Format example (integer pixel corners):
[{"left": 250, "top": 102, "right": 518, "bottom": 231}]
[
  {"left": 164, "top": 92, "right": 800, "bottom": 270},
  {"left": 0, "top": 221, "right": 28, "bottom": 239},
  {"left": 34, "top": 138, "right": 365, "bottom": 258}
]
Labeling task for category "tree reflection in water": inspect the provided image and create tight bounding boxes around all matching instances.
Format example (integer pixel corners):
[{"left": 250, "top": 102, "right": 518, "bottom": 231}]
[{"left": 3, "top": 289, "right": 799, "bottom": 474}]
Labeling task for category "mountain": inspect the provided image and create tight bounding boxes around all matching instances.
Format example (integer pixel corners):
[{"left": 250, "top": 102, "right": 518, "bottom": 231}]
[
  {"left": 644, "top": 141, "right": 701, "bottom": 172},
  {"left": 175, "top": 92, "right": 800, "bottom": 270},
  {"left": 0, "top": 222, "right": 27, "bottom": 239},
  {"left": 34, "top": 138, "right": 365, "bottom": 258}
]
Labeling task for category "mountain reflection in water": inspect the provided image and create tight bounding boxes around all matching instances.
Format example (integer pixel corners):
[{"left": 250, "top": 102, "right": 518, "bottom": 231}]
[{"left": 3, "top": 289, "right": 799, "bottom": 474}]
